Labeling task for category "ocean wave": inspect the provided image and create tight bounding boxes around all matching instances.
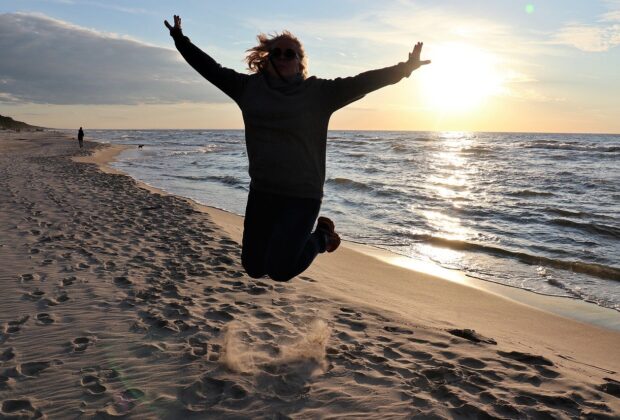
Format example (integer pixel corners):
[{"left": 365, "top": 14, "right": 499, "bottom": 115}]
[
  {"left": 550, "top": 218, "right": 620, "bottom": 239},
  {"left": 199, "top": 145, "right": 220, "bottom": 153},
  {"left": 327, "top": 177, "right": 374, "bottom": 192},
  {"left": 407, "top": 234, "right": 620, "bottom": 281},
  {"left": 210, "top": 175, "right": 243, "bottom": 186},
  {"left": 544, "top": 208, "right": 587, "bottom": 218},
  {"left": 374, "top": 186, "right": 410, "bottom": 199},
  {"left": 522, "top": 141, "right": 620, "bottom": 153},
  {"left": 165, "top": 174, "right": 243, "bottom": 186},
  {"left": 343, "top": 151, "right": 368, "bottom": 158},
  {"left": 168, "top": 145, "right": 219, "bottom": 156},
  {"left": 166, "top": 174, "right": 210, "bottom": 181},
  {"left": 508, "top": 190, "right": 554, "bottom": 197},
  {"left": 460, "top": 146, "right": 493, "bottom": 155},
  {"left": 390, "top": 143, "right": 409, "bottom": 152}
]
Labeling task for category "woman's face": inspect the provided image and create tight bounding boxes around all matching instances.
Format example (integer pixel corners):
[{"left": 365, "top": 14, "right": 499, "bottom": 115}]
[{"left": 267, "top": 39, "right": 301, "bottom": 79}]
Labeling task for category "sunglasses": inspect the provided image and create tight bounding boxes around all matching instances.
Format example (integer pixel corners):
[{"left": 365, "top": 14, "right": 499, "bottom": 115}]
[{"left": 269, "top": 47, "right": 300, "bottom": 61}]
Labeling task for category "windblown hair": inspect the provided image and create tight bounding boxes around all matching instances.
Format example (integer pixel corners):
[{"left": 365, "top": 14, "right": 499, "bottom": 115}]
[{"left": 245, "top": 31, "right": 308, "bottom": 79}]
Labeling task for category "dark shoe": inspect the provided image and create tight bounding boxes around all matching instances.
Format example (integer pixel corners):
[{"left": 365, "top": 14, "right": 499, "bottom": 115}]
[
  {"left": 317, "top": 216, "right": 334, "bottom": 232},
  {"left": 317, "top": 216, "right": 341, "bottom": 253}
]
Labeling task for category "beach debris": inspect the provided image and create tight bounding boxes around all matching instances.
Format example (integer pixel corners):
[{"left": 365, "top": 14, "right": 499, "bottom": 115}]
[
  {"left": 497, "top": 351, "right": 554, "bottom": 366},
  {"left": 600, "top": 377, "right": 620, "bottom": 397},
  {"left": 447, "top": 328, "right": 497, "bottom": 345}
]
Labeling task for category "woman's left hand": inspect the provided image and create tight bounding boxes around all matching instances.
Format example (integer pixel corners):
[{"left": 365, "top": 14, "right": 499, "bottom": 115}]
[
  {"left": 405, "top": 42, "right": 431, "bottom": 74},
  {"left": 164, "top": 15, "right": 183, "bottom": 38}
]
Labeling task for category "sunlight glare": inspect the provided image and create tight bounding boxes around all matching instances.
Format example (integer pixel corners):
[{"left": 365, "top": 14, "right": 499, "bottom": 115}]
[{"left": 419, "top": 43, "right": 504, "bottom": 113}]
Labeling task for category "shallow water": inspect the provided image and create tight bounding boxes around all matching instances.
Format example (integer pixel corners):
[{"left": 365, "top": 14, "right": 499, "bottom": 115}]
[{"left": 84, "top": 129, "right": 620, "bottom": 312}]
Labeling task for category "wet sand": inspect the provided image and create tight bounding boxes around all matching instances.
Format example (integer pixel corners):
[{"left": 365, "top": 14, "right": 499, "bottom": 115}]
[{"left": 1, "top": 130, "right": 619, "bottom": 418}]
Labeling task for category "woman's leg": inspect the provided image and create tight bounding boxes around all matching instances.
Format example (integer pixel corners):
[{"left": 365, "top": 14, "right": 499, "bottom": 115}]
[
  {"left": 265, "top": 196, "right": 324, "bottom": 282},
  {"left": 241, "top": 188, "right": 276, "bottom": 278}
]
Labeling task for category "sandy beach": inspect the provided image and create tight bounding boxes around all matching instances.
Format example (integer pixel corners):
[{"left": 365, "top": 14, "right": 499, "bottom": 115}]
[{"left": 1, "top": 130, "right": 619, "bottom": 418}]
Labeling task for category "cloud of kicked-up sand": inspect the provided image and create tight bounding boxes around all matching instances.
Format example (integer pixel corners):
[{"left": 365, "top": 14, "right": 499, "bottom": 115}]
[{"left": 221, "top": 319, "right": 331, "bottom": 375}]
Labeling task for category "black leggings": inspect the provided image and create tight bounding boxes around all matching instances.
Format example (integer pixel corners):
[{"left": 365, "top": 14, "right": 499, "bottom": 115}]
[{"left": 241, "top": 187, "right": 325, "bottom": 282}]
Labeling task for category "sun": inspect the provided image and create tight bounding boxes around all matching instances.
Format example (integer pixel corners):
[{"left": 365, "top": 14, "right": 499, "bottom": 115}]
[{"left": 418, "top": 43, "right": 505, "bottom": 112}]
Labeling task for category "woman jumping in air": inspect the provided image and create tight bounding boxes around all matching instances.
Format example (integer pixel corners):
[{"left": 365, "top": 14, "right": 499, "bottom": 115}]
[{"left": 165, "top": 15, "right": 430, "bottom": 282}]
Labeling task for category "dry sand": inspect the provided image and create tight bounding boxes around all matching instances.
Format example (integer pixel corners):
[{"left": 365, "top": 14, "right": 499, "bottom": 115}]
[{"left": 1, "top": 130, "right": 619, "bottom": 419}]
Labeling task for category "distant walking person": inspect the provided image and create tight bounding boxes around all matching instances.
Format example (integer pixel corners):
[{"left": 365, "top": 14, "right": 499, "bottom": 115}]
[
  {"left": 165, "top": 15, "right": 429, "bottom": 282},
  {"left": 77, "top": 127, "right": 84, "bottom": 149}
]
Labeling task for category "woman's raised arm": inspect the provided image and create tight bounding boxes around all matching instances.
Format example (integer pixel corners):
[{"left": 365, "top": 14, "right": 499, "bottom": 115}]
[
  {"left": 165, "top": 15, "right": 248, "bottom": 103},
  {"left": 321, "top": 42, "right": 430, "bottom": 112}
]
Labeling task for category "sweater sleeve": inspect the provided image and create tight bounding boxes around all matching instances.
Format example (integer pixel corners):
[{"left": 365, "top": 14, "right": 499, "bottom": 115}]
[
  {"left": 173, "top": 33, "right": 248, "bottom": 103},
  {"left": 321, "top": 62, "right": 410, "bottom": 112}
]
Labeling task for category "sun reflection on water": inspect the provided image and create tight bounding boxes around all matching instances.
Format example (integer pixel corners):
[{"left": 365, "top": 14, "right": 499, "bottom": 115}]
[{"left": 409, "top": 131, "right": 481, "bottom": 267}]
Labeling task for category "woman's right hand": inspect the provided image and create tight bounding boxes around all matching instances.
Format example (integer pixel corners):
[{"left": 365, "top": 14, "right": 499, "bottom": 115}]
[{"left": 164, "top": 15, "right": 183, "bottom": 38}]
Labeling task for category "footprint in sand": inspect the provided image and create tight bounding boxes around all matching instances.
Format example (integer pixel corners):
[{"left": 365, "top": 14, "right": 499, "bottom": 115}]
[
  {"left": 19, "top": 273, "right": 38, "bottom": 283},
  {"left": 23, "top": 290, "right": 45, "bottom": 301},
  {"left": 0, "top": 375, "right": 11, "bottom": 391},
  {"left": 19, "top": 361, "right": 51, "bottom": 377},
  {"left": 35, "top": 313, "right": 54, "bottom": 325},
  {"left": 497, "top": 350, "right": 560, "bottom": 380},
  {"left": 79, "top": 366, "right": 120, "bottom": 396},
  {"left": 335, "top": 315, "right": 367, "bottom": 332},
  {"left": 113, "top": 276, "right": 132, "bottom": 287},
  {"left": 61, "top": 276, "right": 76, "bottom": 286},
  {"left": 180, "top": 377, "right": 247, "bottom": 410},
  {"left": 71, "top": 337, "right": 92, "bottom": 352},
  {"left": 81, "top": 374, "right": 107, "bottom": 395},
  {"left": 4, "top": 316, "right": 29, "bottom": 334},
  {"left": 205, "top": 309, "right": 235, "bottom": 323},
  {"left": 38, "top": 298, "right": 59, "bottom": 308},
  {"left": 0, "top": 347, "right": 15, "bottom": 362},
  {"left": 56, "top": 292, "right": 70, "bottom": 303},
  {"left": 457, "top": 357, "right": 487, "bottom": 369},
  {"left": 98, "top": 388, "right": 145, "bottom": 416},
  {"left": 186, "top": 336, "right": 209, "bottom": 358},
  {"left": 1, "top": 399, "right": 43, "bottom": 418}
]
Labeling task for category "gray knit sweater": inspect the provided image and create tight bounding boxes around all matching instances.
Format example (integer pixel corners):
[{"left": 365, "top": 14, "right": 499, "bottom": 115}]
[{"left": 173, "top": 33, "right": 411, "bottom": 199}]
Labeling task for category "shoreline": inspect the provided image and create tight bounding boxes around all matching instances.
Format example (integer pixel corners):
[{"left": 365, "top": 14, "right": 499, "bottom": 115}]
[
  {"left": 3, "top": 130, "right": 619, "bottom": 417},
  {"left": 81, "top": 141, "right": 620, "bottom": 332}
]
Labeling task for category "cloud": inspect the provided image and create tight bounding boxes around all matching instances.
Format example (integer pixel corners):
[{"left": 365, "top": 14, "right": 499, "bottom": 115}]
[
  {"left": 552, "top": 4, "right": 620, "bottom": 52},
  {"left": 0, "top": 13, "right": 233, "bottom": 105},
  {"left": 553, "top": 24, "right": 620, "bottom": 52}
]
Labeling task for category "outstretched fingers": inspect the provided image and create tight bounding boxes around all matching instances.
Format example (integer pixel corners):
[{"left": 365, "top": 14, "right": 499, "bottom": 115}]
[
  {"left": 409, "top": 42, "right": 431, "bottom": 68},
  {"left": 413, "top": 42, "right": 422, "bottom": 60},
  {"left": 164, "top": 14, "right": 182, "bottom": 31}
]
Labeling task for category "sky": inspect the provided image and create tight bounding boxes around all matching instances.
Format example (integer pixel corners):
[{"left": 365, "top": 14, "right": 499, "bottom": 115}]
[{"left": 1, "top": 0, "right": 619, "bottom": 133}]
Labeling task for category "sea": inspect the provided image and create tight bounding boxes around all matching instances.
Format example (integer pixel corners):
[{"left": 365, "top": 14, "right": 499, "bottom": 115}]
[{"left": 82, "top": 129, "right": 620, "bottom": 313}]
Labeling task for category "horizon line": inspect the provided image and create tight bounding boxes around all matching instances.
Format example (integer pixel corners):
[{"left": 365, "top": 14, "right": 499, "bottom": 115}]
[{"left": 50, "top": 127, "right": 620, "bottom": 136}]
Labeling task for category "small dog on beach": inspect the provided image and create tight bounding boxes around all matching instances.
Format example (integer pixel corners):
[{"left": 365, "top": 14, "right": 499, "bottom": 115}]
[{"left": 138, "top": 145, "right": 144, "bottom": 149}]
